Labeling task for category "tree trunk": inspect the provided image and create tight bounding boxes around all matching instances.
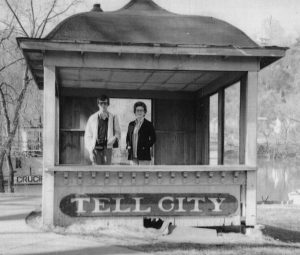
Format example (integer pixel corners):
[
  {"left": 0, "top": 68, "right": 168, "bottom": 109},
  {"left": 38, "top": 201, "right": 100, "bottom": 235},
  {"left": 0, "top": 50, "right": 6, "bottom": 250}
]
[
  {"left": 0, "top": 151, "right": 5, "bottom": 192},
  {"left": 6, "top": 150, "right": 14, "bottom": 193},
  {"left": 0, "top": 67, "right": 30, "bottom": 193}
]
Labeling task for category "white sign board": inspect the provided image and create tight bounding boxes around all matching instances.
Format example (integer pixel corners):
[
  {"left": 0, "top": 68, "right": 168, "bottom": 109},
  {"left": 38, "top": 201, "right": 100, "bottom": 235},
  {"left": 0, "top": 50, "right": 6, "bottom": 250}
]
[{"left": 14, "top": 175, "right": 42, "bottom": 185}]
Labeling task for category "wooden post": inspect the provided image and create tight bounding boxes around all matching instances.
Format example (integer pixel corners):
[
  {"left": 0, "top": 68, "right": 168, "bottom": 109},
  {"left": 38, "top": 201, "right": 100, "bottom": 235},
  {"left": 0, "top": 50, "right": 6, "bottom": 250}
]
[
  {"left": 239, "top": 77, "right": 246, "bottom": 164},
  {"left": 240, "top": 72, "right": 258, "bottom": 226},
  {"left": 239, "top": 77, "right": 246, "bottom": 221},
  {"left": 218, "top": 89, "right": 225, "bottom": 165},
  {"left": 42, "top": 65, "right": 57, "bottom": 226},
  {"left": 55, "top": 78, "right": 60, "bottom": 165},
  {"left": 196, "top": 97, "right": 210, "bottom": 164}
]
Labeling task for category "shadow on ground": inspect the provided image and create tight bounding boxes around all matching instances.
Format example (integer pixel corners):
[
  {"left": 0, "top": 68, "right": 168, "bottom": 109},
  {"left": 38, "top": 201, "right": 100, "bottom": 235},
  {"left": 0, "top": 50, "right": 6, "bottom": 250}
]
[
  {"left": 126, "top": 242, "right": 300, "bottom": 253},
  {"left": 0, "top": 213, "right": 29, "bottom": 221},
  {"left": 262, "top": 225, "right": 300, "bottom": 243},
  {"left": 20, "top": 246, "right": 137, "bottom": 255}
]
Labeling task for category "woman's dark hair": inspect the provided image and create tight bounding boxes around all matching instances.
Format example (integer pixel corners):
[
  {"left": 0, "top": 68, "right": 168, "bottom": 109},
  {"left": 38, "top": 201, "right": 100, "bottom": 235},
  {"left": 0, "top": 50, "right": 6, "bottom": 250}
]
[
  {"left": 97, "top": 94, "right": 110, "bottom": 105},
  {"left": 134, "top": 101, "right": 147, "bottom": 114}
]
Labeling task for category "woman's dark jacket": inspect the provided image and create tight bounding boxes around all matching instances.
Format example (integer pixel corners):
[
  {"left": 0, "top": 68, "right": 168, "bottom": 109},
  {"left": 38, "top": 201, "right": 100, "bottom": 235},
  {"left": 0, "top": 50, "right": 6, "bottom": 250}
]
[{"left": 126, "top": 118, "right": 156, "bottom": 160}]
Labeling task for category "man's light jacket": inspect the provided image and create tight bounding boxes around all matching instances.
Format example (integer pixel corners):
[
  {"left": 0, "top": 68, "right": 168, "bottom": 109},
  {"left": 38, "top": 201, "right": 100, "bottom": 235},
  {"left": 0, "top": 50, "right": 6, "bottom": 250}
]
[{"left": 84, "top": 111, "right": 121, "bottom": 153}]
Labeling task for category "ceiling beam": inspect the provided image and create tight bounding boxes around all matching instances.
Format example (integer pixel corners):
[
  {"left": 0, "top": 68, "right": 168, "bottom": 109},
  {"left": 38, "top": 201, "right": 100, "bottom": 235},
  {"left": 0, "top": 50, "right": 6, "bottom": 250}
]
[
  {"left": 198, "top": 71, "right": 245, "bottom": 98},
  {"left": 138, "top": 71, "right": 155, "bottom": 90},
  {"left": 60, "top": 87, "right": 196, "bottom": 100},
  {"left": 182, "top": 72, "right": 205, "bottom": 90}
]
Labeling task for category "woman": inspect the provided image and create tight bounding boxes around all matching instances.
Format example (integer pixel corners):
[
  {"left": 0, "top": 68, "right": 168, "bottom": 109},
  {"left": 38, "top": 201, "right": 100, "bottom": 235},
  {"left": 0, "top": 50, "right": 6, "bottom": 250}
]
[{"left": 126, "top": 101, "right": 156, "bottom": 165}]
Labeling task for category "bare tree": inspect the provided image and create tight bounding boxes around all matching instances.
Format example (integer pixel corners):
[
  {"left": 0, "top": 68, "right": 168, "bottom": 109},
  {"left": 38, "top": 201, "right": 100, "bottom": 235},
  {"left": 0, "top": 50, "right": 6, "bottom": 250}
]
[
  {"left": 0, "top": 0, "right": 81, "bottom": 192},
  {"left": 0, "top": 72, "right": 30, "bottom": 192}
]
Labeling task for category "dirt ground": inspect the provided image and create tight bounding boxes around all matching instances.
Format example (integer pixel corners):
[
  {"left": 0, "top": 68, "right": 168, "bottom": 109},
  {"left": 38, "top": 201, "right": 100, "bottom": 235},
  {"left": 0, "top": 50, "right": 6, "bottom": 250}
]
[
  {"left": 22, "top": 202, "right": 300, "bottom": 255},
  {"left": 26, "top": 208, "right": 300, "bottom": 255}
]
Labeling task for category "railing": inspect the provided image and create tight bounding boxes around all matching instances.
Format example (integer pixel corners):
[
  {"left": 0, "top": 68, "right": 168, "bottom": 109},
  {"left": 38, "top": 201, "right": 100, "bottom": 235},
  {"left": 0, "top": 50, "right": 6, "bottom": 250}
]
[
  {"left": 47, "top": 164, "right": 255, "bottom": 227},
  {"left": 47, "top": 164, "right": 256, "bottom": 172}
]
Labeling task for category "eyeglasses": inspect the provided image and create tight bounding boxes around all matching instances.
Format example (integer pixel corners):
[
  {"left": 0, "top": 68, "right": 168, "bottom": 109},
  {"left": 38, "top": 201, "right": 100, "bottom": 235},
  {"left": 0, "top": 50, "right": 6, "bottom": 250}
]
[
  {"left": 99, "top": 102, "right": 108, "bottom": 105},
  {"left": 135, "top": 109, "right": 145, "bottom": 113}
]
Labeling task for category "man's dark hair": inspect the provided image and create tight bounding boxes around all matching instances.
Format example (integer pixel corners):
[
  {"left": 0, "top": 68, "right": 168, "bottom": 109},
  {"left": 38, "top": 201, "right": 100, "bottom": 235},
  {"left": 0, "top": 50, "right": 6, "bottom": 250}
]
[
  {"left": 134, "top": 101, "right": 147, "bottom": 113},
  {"left": 97, "top": 95, "right": 110, "bottom": 105}
]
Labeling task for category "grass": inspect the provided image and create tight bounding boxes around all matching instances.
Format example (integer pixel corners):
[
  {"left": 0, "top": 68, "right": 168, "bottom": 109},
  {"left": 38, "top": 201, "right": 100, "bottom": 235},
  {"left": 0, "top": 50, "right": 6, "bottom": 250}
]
[
  {"left": 257, "top": 204, "right": 300, "bottom": 244},
  {"left": 257, "top": 204, "right": 300, "bottom": 232}
]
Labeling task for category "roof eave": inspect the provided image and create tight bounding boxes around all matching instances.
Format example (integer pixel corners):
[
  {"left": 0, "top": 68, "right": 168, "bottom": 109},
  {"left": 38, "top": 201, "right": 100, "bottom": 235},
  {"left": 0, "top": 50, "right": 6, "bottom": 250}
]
[
  {"left": 17, "top": 38, "right": 287, "bottom": 90},
  {"left": 17, "top": 37, "right": 288, "bottom": 58}
]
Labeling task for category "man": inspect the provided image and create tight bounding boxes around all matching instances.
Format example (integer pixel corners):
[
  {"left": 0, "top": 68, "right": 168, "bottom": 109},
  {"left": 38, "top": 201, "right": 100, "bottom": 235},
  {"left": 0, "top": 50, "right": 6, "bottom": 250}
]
[{"left": 84, "top": 95, "right": 121, "bottom": 165}]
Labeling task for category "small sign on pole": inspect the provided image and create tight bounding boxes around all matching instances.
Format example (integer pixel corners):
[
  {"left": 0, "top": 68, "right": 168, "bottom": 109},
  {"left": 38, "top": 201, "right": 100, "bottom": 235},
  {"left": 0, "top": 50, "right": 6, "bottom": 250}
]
[{"left": 14, "top": 175, "right": 42, "bottom": 185}]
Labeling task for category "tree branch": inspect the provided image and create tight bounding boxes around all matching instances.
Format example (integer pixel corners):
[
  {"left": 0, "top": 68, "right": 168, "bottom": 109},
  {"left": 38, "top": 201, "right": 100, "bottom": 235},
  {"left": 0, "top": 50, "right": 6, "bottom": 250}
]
[
  {"left": 0, "top": 57, "right": 24, "bottom": 73},
  {"left": 35, "top": 0, "right": 58, "bottom": 38},
  {"left": 0, "top": 26, "right": 15, "bottom": 45},
  {"left": 5, "top": 0, "right": 29, "bottom": 37},
  {"left": 0, "top": 82, "right": 18, "bottom": 104},
  {"left": 0, "top": 92, "right": 16, "bottom": 105},
  {"left": 0, "top": 13, "right": 15, "bottom": 36},
  {"left": 0, "top": 84, "right": 11, "bottom": 134},
  {"left": 30, "top": 0, "right": 36, "bottom": 37},
  {"left": 0, "top": 68, "right": 31, "bottom": 160},
  {"left": 10, "top": 67, "right": 31, "bottom": 137},
  {"left": 47, "top": 0, "right": 80, "bottom": 21}
]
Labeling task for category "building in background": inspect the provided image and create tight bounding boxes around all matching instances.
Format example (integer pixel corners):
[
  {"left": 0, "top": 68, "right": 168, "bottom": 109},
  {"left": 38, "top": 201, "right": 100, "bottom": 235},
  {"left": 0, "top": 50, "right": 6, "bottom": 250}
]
[{"left": 1, "top": 117, "right": 43, "bottom": 181}]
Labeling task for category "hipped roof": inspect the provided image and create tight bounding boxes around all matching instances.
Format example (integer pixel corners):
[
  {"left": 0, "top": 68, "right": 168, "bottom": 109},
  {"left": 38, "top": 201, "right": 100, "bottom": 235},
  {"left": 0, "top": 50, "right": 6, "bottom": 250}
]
[
  {"left": 45, "top": 0, "right": 258, "bottom": 47},
  {"left": 17, "top": 0, "right": 287, "bottom": 90}
]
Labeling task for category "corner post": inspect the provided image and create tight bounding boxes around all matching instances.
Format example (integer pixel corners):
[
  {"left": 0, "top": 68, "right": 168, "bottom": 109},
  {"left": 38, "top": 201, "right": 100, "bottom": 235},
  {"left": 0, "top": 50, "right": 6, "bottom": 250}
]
[
  {"left": 42, "top": 65, "right": 57, "bottom": 226},
  {"left": 241, "top": 71, "right": 258, "bottom": 226}
]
